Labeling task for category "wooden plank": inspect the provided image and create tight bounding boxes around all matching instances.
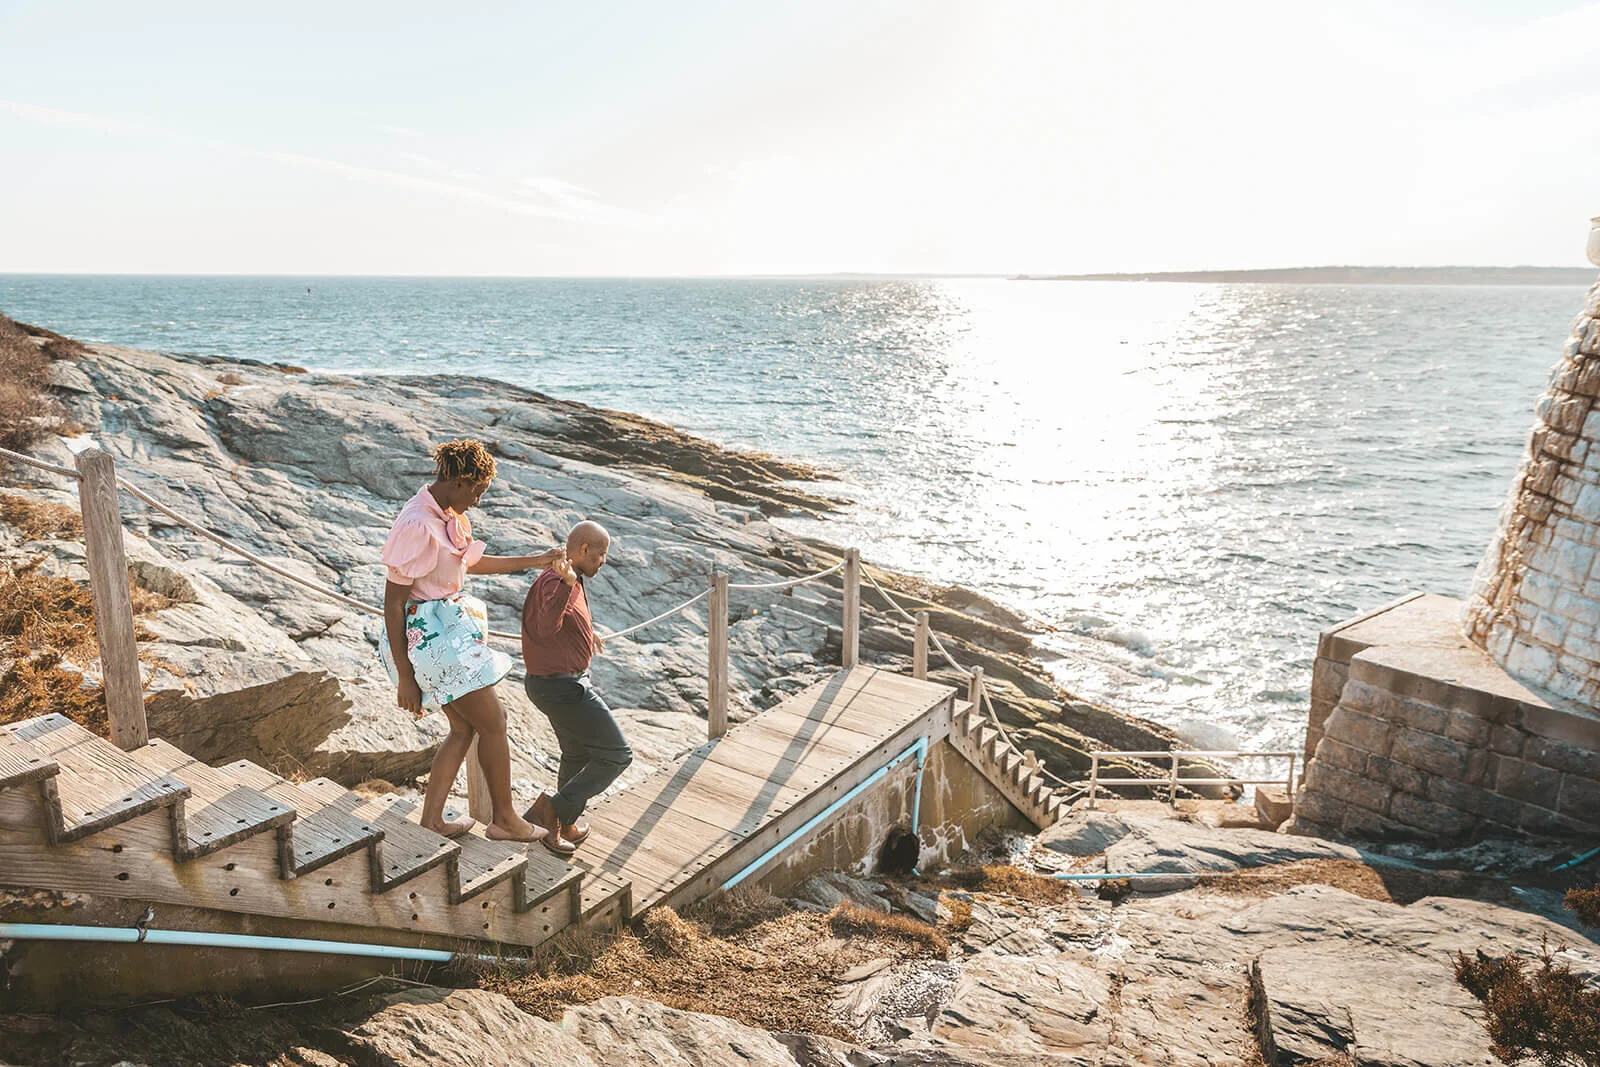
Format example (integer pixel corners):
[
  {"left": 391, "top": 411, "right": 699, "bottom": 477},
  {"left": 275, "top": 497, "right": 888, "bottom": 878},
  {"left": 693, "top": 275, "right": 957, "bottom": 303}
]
[
  {"left": 0, "top": 728, "right": 58, "bottom": 789},
  {"left": 654, "top": 700, "right": 949, "bottom": 914},
  {"left": 295, "top": 783, "right": 460, "bottom": 892},
  {"left": 76, "top": 449, "right": 147, "bottom": 750},
  {"left": 450, "top": 827, "right": 530, "bottom": 901},
  {"left": 577, "top": 866, "right": 632, "bottom": 927},
  {"left": 599, "top": 754, "right": 809, "bottom": 829},
  {"left": 6, "top": 714, "right": 188, "bottom": 843},
  {"left": 128, "top": 738, "right": 296, "bottom": 858},
  {"left": 223, "top": 760, "right": 383, "bottom": 875},
  {"left": 579, "top": 804, "right": 745, "bottom": 886}
]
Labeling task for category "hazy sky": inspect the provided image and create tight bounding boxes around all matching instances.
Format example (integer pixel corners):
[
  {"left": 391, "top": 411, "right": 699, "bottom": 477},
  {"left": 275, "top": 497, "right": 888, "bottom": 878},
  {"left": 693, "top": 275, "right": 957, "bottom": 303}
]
[{"left": 3, "top": 0, "right": 1598, "bottom": 276}]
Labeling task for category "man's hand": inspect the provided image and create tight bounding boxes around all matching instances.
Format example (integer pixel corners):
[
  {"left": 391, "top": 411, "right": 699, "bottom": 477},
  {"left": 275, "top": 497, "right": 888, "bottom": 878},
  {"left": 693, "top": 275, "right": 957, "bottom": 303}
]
[
  {"left": 397, "top": 676, "right": 424, "bottom": 717},
  {"left": 594, "top": 634, "right": 605, "bottom": 656},
  {"left": 553, "top": 557, "right": 578, "bottom": 586}
]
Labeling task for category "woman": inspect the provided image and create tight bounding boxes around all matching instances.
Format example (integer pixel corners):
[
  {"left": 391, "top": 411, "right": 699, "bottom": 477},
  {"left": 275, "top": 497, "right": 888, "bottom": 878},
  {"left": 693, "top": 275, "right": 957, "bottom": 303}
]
[{"left": 379, "top": 439, "right": 563, "bottom": 842}]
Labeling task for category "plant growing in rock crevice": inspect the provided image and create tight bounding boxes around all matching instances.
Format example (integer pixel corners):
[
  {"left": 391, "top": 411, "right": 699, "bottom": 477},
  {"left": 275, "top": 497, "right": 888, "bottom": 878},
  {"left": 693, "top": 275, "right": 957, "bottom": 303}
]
[{"left": 1454, "top": 923, "right": 1600, "bottom": 1067}]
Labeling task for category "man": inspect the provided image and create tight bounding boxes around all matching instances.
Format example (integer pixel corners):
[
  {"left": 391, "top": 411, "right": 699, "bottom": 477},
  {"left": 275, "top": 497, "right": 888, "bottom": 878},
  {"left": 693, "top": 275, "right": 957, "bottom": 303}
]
[{"left": 520, "top": 520, "right": 632, "bottom": 856}]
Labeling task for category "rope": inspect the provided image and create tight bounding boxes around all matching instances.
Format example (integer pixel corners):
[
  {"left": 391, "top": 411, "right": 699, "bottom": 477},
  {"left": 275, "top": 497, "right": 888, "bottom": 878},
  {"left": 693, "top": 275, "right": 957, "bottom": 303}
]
[
  {"left": 0, "top": 445, "right": 82, "bottom": 480},
  {"left": 858, "top": 566, "right": 1076, "bottom": 791},
  {"left": 604, "top": 589, "right": 710, "bottom": 641},
  {"left": 114, "top": 472, "right": 710, "bottom": 645},
  {"left": 727, "top": 560, "right": 844, "bottom": 591}
]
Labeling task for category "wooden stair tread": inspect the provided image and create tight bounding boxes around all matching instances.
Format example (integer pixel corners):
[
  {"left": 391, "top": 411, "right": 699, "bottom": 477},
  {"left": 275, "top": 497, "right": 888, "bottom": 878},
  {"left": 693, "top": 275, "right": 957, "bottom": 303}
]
[
  {"left": 578, "top": 866, "right": 632, "bottom": 922},
  {"left": 223, "top": 760, "right": 383, "bottom": 874},
  {"left": 447, "top": 827, "right": 529, "bottom": 900},
  {"left": 4, "top": 714, "right": 188, "bottom": 842},
  {"left": 128, "top": 738, "right": 295, "bottom": 856},
  {"left": 296, "top": 781, "right": 459, "bottom": 890},
  {"left": 0, "top": 727, "right": 58, "bottom": 788}
]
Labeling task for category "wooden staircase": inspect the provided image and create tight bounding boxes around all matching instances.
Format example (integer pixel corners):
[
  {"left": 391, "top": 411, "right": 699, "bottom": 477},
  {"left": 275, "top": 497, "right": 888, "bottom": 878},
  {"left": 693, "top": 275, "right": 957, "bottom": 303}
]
[
  {"left": 0, "top": 713, "right": 617, "bottom": 949},
  {"left": 948, "top": 700, "right": 1067, "bottom": 828}
]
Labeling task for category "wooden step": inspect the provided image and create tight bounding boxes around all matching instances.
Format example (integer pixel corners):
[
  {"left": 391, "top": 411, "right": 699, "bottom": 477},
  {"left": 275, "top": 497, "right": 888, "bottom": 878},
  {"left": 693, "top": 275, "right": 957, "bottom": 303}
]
[
  {"left": 4, "top": 714, "right": 189, "bottom": 844},
  {"left": 0, "top": 727, "right": 59, "bottom": 789},
  {"left": 295, "top": 781, "right": 460, "bottom": 892},
  {"left": 577, "top": 866, "right": 632, "bottom": 928},
  {"left": 223, "top": 761, "right": 383, "bottom": 876},
  {"left": 128, "top": 738, "right": 295, "bottom": 858},
  {"left": 450, "top": 827, "right": 529, "bottom": 903}
]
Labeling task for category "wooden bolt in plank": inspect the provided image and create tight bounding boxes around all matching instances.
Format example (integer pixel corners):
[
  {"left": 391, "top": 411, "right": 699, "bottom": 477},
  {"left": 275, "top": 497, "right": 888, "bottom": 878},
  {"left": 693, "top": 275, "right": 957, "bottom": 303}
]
[
  {"left": 75, "top": 449, "right": 146, "bottom": 750},
  {"left": 913, "top": 611, "right": 929, "bottom": 680},
  {"left": 842, "top": 548, "right": 861, "bottom": 669},
  {"left": 707, "top": 571, "right": 729, "bottom": 739}
]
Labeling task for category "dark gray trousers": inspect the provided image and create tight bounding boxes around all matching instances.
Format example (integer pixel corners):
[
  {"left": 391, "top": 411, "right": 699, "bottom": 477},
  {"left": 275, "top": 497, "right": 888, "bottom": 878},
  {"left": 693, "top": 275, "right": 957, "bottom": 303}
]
[{"left": 524, "top": 671, "right": 633, "bottom": 826}]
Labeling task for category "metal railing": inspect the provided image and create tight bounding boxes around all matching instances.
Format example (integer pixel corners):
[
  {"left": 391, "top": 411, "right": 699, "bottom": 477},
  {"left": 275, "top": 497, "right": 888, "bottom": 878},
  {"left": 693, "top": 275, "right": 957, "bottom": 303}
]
[{"left": 1086, "top": 749, "right": 1298, "bottom": 809}]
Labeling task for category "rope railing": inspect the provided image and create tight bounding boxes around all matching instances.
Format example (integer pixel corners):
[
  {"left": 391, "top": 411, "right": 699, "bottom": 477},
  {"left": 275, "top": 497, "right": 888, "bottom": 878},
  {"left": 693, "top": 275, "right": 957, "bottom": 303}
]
[
  {"left": 0, "top": 444, "right": 83, "bottom": 481},
  {"left": 5, "top": 440, "right": 1166, "bottom": 809}
]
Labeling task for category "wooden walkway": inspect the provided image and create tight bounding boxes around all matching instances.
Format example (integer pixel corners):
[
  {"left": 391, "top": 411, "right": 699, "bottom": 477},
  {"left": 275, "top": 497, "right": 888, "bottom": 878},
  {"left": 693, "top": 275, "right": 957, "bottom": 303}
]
[{"left": 571, "top": 665, "right": 956, "bottom": 918}]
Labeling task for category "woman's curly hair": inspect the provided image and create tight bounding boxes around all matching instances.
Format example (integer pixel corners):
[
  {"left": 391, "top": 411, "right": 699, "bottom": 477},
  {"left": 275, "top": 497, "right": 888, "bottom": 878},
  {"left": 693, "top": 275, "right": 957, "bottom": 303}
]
[{"left": 433, "top": 439, "right": 497, "bottom": 484}]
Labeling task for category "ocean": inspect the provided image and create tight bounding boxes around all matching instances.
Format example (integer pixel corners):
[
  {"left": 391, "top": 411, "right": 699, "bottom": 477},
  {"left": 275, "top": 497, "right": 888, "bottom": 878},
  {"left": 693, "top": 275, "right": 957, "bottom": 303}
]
[{"left": 0, "top": 274, "right": 1584, "bottom": 752}]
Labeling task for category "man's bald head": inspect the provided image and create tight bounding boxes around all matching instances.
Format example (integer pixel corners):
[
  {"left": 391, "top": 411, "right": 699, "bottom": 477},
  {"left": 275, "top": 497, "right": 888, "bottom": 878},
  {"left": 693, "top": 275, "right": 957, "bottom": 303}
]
[{"left": 566, "top": 521, "right": 610, "bottom": 578}]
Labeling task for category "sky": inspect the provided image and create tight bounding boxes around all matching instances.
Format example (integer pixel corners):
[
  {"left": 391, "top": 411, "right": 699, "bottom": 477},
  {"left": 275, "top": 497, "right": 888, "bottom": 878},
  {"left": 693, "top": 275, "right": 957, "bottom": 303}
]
[{"left": 2, "top": 0, "right": 1599, "bottom": 276}]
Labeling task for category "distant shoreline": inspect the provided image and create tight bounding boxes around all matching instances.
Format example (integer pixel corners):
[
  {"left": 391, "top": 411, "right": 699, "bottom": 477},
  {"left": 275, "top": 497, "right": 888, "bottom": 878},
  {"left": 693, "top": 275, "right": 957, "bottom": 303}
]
[{"left": 1014, "top": 266, "right": 1596, "bottom": 285}]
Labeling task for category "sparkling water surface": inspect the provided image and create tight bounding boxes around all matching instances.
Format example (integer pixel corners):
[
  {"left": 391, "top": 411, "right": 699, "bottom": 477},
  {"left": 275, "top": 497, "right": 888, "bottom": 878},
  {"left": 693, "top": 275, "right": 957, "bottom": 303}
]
[{"left": 0, "top": 274, "right": 1580, "bottom": 751}]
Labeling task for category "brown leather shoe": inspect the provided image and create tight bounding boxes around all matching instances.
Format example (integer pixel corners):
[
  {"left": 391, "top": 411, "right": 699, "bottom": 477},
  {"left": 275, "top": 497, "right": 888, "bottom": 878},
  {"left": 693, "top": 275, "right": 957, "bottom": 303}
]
[
  {"left": 525, "top": 794, "right": 576, "bottom": 856},
  {"left": 562, "top": 820, "right": 590, "bottom": 846}
]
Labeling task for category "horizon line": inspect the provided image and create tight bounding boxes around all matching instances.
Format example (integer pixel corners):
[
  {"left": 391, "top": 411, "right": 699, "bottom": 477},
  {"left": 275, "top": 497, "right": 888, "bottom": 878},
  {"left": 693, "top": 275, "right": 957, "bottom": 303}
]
[{"left": 0, "top": 264, "right": 1593, "bottom": 282}]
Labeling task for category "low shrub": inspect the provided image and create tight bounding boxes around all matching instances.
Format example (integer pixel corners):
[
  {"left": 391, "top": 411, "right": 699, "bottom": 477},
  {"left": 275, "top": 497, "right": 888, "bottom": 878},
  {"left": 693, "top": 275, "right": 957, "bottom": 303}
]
[{"left": 1455, "top": 941, "right": 1600, "bottom": 1067}]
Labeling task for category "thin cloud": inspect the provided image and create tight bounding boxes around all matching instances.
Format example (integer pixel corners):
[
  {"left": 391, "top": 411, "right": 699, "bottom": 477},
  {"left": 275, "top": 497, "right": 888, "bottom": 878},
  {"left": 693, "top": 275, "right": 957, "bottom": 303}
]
[
  {"left": 0, "top": 98, "right": 649, "bottom": 227},
  {"left": 381, "top": 124, "right": 422, "bottom": 138}
]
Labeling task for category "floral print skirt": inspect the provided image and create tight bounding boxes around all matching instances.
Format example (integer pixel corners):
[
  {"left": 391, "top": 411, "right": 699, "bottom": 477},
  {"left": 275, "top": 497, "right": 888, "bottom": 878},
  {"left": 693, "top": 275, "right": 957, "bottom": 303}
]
[{"left": 378, "top": 593, "right": 513, "bottom": 710}]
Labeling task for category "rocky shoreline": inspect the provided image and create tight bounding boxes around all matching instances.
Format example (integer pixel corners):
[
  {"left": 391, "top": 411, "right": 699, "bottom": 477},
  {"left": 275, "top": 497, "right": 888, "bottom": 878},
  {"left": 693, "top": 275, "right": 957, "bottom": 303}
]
[{"left": 2, "top": 329, "right": 1187, "bottom": 799}]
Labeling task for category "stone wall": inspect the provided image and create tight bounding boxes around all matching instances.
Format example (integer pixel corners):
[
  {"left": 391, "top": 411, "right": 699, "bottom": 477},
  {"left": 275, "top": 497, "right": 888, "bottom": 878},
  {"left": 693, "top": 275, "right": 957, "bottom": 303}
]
[
  {"left": 1294, "top": 595, "right": 1600, "bottom": 841},
  {"left": 1464, "top": 276, "right": 1600, "bottom": 708}
]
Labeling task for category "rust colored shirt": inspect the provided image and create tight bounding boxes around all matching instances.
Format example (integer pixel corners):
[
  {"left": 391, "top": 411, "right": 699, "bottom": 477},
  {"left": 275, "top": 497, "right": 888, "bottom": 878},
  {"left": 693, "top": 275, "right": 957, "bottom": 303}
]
[{"left": 521, "top": 568, "right": 595, "bottom": 676}]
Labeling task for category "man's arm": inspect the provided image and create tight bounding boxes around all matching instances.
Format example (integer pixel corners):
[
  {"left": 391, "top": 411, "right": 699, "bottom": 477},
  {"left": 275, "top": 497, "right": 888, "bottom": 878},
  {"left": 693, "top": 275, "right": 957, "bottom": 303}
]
[{"left": 530, "top": 564, "right": 583, "bottom": 638}]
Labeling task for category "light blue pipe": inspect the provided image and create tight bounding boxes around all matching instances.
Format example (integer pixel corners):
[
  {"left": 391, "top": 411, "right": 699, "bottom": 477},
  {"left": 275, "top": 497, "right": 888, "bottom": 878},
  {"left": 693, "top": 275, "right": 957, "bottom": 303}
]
[
  {"left": 0, "top": 922, "right": 529, "bottom": 965},
  {"left": 722, "top": 735, "right": 929, "bottom": 890},
  {"left": 1553, "top": 844, "right": 1600, "bottom": 872}
]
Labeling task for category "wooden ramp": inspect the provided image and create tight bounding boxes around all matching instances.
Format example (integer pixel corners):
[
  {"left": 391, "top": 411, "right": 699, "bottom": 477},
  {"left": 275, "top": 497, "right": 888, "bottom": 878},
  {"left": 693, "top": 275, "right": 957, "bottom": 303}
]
[{"left": 572, "top": 666, "right": 956, "bottom": 915}]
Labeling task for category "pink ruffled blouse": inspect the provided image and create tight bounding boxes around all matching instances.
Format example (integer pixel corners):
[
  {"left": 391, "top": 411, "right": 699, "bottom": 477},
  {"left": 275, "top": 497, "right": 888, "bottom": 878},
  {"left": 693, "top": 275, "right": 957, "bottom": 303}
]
[{"left": 380, "top": 486, "right": 487, "bottom": 601}]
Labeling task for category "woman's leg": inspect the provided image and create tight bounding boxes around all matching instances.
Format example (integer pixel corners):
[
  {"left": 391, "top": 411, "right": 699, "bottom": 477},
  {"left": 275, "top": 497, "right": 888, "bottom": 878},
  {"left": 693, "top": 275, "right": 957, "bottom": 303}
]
[
  {"left": 419, "top": 707, "right": 476, "bottom": 837},
  {"left": 446, "top": 685, "right": 538, "bottom": 841}
]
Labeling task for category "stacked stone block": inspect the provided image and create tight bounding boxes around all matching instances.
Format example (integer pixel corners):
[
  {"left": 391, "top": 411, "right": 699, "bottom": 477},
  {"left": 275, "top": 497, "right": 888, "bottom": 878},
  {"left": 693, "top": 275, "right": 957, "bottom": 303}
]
[
  {"left": 1297, "top": 668, "right": 1600, "bottom": 841},
  {"left": 1465, "top": 276, "right": 1600, "bottom": 709}
]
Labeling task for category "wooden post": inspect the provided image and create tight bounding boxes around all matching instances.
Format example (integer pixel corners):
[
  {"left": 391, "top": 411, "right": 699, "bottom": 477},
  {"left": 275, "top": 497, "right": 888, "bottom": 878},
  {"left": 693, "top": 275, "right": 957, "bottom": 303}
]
[
  {"left": 1168, "top": 753, "right": 1181, "bottom": 806},
  {"left": 75, "top": 449, "right": 146, "bottom": 750},
  {"left": 841, "top": 548, "right": 861, "bottom": 669},
  {"left": 967, "top": 664, "right": 984, "bottom": 710},
  {"left": 913, "top": 611, "right": 929, "bottom": 680},
  {"left": 707, "top": 571, "right": 729, "bottom": 739},
  {"left": 465, "top": 736, "right": 492, "bottom": 824}
]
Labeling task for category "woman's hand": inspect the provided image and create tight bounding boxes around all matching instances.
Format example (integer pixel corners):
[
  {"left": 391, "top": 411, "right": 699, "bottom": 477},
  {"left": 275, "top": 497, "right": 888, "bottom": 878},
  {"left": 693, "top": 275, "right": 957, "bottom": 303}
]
[
  {"left": 530, "top": 546, "right": 566, "bottom": 569},
  {"left": 552, "top": 557, "right": 578, "bottom": 586},
  {"left": 397, "top": 676, "right": 424, "bottom": 717}
]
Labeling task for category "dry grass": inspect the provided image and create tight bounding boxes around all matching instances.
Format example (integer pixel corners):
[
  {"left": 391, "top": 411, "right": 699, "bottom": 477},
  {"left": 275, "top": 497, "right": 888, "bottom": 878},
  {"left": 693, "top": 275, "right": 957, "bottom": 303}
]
[
  {"left": 944, "top": 864, "right": 1078, "bottom": 906},
  {"left": 1199, "top": 859, "right": 1515, "bottom": 907},
  {"left": 1456, "top": 941, "right": 1600, "bottom": 1067},
  {"left": 0, "top": 495, "right": 82, "bottom": 541},
  {"left": 827, "top": 902, "right": 950, "bottom": 956},
  {"left": 217, "top": 372, "right": 246, "bottom": 386},
  {"left": 686, "top": 884, "right": 791, "bottom": 936},
  {"left": 0, "top": 654, "right": 108, "bottom": 735},
  {"left": 0, "top": 313, "right": 83, "bottom": 451},
  {"left": 0, "top": 560, "right": 172, "bottom": 735},
  {"left": 943, "top": 896, "right": 974, "bottom": 933},
  {"left": 460, "top": 907, "right": 874, "bottom": 1040},
  {"left": 1566, "top": 886, "right": 1600, "bottom": 929}
]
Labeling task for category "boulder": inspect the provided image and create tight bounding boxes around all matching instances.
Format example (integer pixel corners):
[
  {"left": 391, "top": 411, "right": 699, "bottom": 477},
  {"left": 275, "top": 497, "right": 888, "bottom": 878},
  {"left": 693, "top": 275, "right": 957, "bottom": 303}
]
[
  {"left": 561, "top": 995, "right": 806, "bottom": 1066},
  {"left": 340, "top": 988, "right": 599, "bottom": 1067},
  {"left": 792, "top": 872, "right": 893, "bottom": 913}
]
